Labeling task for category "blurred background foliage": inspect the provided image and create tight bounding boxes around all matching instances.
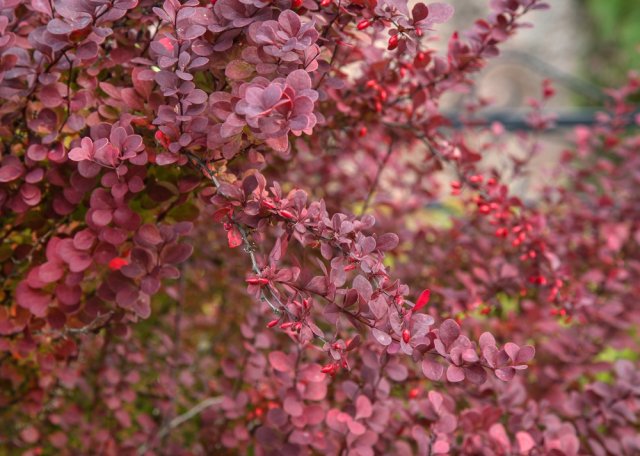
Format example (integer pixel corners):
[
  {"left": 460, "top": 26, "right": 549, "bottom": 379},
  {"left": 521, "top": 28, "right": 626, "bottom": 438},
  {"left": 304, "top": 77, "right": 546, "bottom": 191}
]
[{"left": 584, "top": 0, "right": 640, "bottom": 86}]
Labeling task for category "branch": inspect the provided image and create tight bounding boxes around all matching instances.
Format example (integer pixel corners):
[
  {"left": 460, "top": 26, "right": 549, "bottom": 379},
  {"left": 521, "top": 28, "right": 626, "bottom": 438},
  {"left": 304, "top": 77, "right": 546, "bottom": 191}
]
[
  {"left": 360, "top": 140, "right": 394, "bottom": 216},
  {"left": 137, "top": 397, "right": 223, "bottom": 455},
  {"left": 184, "top": 152, "right": 283, "bottom": 315}
]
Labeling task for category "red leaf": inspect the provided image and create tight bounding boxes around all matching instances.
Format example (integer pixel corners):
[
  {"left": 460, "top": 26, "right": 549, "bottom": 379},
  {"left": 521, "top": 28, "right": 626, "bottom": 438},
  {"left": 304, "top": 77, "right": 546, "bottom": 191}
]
[
  {"left": 16, "top": 282, "right": 50, "bottom": 317},
  {"left": 227, "top": 226, "right": 242, "bottom": 248},
  {"left": 414, "top": 288, "right": 431, "bottom": 312},
  {"left": 108, "top": 257, "right": 128, "bottom": 271}
]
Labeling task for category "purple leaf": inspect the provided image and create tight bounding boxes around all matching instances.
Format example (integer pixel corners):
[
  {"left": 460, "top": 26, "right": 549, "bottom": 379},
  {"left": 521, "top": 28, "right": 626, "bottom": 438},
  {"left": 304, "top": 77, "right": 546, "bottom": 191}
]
[
  {"left": 463, "top": 365, "right": 487, "bottom": 385},
  {"left": 495, "top": 367, "right": 515, "bottom": 382},
  {"left": 353, "top": 274, "right": 373, "bottom": 302},
  {"left": 371, "top": 328, "right": 392, "bottom": 346},
  {"left": 225, "top": 60, "right": 254, "bottom": 80},
  {"left": 446, "top": 365, "right": 465, "bottom": 382},
  {"left": 516, "top": 345, "right": 535, "bottom": 364},
  {"left": 137, "top": 224, "right": 164, "bottom": 246},
  {"left": 376, "top": 233, "right": 399, "bottom": 251},
  {"left": 161, "top": 243, "right": 193, "bottom": 264},
  {"left": 422, "top": 357, "right": 444, "bottom": 381},
  {"left": 412, "top": 3, "right": 429, "bottom": 22},
  {"left": 426, "top": 3, "right": 454, "bottom": 24},
  {"left": 439, "top": 319, "right": 460, "bottom": 347}
]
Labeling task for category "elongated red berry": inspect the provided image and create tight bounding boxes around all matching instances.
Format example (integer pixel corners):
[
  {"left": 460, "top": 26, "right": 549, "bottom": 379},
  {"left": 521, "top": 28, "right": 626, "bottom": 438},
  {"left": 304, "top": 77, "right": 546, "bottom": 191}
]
[
  {"left": 279, "top": 210, "right": 295, "bottom": 220},
  {"left": 357, "top": 20, "right": 371, "bottom": 30},
  {"left": 246, "top": 277, "right": 269, "bottom": 285},
  {"left": 388, "top": 34, "right": 399, "bottom": 50}
]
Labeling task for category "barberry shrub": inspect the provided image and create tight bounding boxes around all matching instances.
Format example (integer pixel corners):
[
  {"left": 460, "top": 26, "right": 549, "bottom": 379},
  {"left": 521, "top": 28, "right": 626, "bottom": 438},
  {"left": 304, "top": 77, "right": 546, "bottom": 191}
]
[{"left": 0, "top": 0, "right": 638, "bottom": 454}]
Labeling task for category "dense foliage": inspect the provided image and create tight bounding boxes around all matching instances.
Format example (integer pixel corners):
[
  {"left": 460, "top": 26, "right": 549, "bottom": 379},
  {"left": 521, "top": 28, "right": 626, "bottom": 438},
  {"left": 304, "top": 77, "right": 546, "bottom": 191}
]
[{"left": 0, "top": 0, "right": 638, "bottom": 454}]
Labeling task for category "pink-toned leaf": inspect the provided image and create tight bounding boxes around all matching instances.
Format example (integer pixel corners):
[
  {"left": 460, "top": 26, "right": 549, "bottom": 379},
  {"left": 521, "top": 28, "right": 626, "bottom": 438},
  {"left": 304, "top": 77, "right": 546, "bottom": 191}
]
[
  {"left": 0, "top": 164, "right": 23, "bottom": 182},
  {"left": 432, "top": 439, "right": 450, "bottom": 454},
  {"left": 479, "top": 331, "right": 496, "bottom": 350},
  {"left": 268, "top": 351, "right": 292, "bottom": 372},
  {"left": 16, "top": 282, "right": 50, "bottom": 317},
  {"left": 516, "top": 431, "right": 536, "bottom": 454},
  {"left": 489, "top": 423, "right": 512, "bottom": 452},
  {"left": 504, "top": 342, "right": 520, "bottom": 362},
  {"left": 347, "top": 419, "right": 366, "bottom": 436},
  {"left": 38, "top": 262, "right": 64, "bottom": 284},
  {"left": 355, "top": 395, "right": 372, "bottom": 420},
  {"left": 427, "top": 3, "right": 454, "bottom": 24},
  {"left": 283, "top": 396, "right": 303, "bottom": 417}
]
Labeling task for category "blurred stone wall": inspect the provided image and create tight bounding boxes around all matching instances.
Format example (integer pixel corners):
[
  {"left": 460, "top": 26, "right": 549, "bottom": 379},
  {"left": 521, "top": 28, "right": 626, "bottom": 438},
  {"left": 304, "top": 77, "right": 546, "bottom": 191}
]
[
  {"left": 440, "top": 0, "right": 588, "bottom": 109},
  {"left": 431, "top": 0, "right": 589, "bottom": 197}
]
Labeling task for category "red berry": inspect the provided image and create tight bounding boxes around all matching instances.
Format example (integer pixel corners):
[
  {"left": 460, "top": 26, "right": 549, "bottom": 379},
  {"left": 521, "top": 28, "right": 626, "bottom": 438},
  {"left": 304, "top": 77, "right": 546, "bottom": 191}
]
[
  {"left": 388, "top": 34, "right": 399, "bottom": 50},
  {"left": 261, "top": 199, "right": 276, "bottom": 209},
  {"left": 357, "top": 19, "right": 371, "bottom": 30},
  {"left": 246, "top": 277, "right": 269, "bottom": 285},
  {"left": 279, "top": 210, "right": 295, "bottom": 220}
]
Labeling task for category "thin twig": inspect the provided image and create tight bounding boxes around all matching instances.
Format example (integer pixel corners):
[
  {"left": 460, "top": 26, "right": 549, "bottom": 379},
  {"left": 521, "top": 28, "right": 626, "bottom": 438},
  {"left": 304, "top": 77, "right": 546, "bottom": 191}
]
[
  {"left": 56, "top": 52, "right": 73, "bottom": 137},
  {"left": 360, "top": 140, "right": 394, "bottom": 215},
  {"left": 137, "top": 397, "right": 223, "bottom": 455},
  {"left": 158, "top": 267, "right": 185, "bottom": 448},
  {"left": 184, "top": 152, "right": 286, "bottom": 315}
]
